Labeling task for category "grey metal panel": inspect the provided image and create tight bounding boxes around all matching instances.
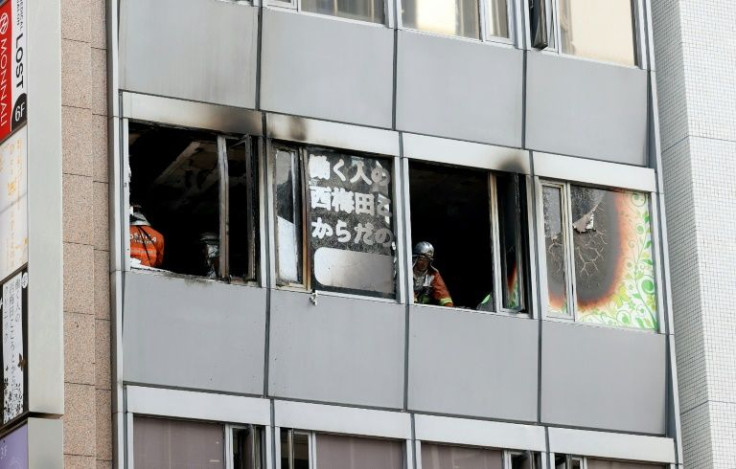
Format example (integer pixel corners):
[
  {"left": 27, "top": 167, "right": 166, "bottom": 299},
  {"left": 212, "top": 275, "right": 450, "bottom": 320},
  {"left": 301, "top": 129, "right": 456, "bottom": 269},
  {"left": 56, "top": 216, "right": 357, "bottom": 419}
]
[
  {"left": 122, "top": 93, "right": 263, "bottom": 136},
  {"left": 408, "top": 307, "right": 538, "bottom": 422},
  {"left": 260, "top": 10, "right": 394, "bottom": 128},
  {"left": 266, "top": 113, "right": 401, "bottom": 156},
  {"left": 403, "top": 133, "right": 530, "bottom": 173},
  {"left": 526, "top": 54, "right": 649, "bottom": 166},
  {"left": 396, "top": 32, "right": 524, "bottom": 147},
  {"left": 123, "top": 272, "right": 267, "bottom": 394},
  {"left": 119, "top": 0, "right": 257, "bottom": 108},
  {"left": 533, "top": 152, "right": 656, "bottom": 192},
  {"left": 541, "top": 321, "right": 667, "bottom": 434},
  {"left": 268, "top": 290, "right": 405, "bottom": 409},
  {"left": 27, "top": 0, "right": 64, "bottom": 415},
  {"left": 414, "top": 415, "right": 546, "bottom": 452}
]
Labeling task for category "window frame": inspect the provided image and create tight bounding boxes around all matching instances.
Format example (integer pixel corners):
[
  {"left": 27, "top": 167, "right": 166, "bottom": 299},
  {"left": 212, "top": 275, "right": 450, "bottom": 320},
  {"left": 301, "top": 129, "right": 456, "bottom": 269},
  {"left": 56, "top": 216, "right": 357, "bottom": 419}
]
[
  {"left": 267, "top": 0, "right": 394, "bottom": 28},
  {"left": 398, "top": 0, "right": 518, "bottom": 46},
  {"left": 123, "top": 119, "right": 261, "bottom": 285},
  {"left": 269, "top": 141, "right": 404, "bottom": 302},
  {"left": 530, "top": 0, "right": 648, "bottom": 69},
  {"left": 535, "top": 177, "right": 662, "bottom": 332},
  {"left": 406, "top": 160, "right": 533, "bottom": 316}
]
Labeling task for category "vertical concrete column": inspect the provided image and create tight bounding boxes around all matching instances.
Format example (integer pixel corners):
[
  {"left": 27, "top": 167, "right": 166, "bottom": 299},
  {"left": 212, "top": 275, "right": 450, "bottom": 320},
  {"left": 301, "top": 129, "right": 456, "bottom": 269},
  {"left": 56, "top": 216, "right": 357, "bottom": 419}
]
[{"left": 60, "top": 0, "right": 112, "bottom": 466}]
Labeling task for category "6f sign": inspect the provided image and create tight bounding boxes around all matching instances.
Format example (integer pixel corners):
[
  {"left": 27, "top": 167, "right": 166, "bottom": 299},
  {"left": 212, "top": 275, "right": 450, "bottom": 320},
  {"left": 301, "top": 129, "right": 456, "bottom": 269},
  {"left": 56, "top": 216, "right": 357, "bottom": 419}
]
[{"left": 0, "top": 0, "right": 26, "bottom": 143}]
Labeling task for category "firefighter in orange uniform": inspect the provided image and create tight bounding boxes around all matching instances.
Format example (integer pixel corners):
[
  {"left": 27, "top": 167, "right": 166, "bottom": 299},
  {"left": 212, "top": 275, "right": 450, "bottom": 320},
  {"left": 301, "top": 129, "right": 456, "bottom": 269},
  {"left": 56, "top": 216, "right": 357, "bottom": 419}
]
[
  {"left": 129, "top": 205, "right": 165, "bottom": 268},
  {"left": 413, "top": 241, "right": 454, "bottom": 307}
]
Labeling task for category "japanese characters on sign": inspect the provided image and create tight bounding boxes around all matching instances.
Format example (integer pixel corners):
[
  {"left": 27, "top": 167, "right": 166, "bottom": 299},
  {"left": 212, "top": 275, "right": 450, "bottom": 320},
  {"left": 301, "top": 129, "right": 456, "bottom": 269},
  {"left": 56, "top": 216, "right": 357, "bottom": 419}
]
[
  {"left": 0, "top": 0, "right": 27, "bottom": 143},
  {"left": 0, "top": 267, "right": 26, "bottom": 424},
  {"left": 307, "top": 151, "right": 396, "bottom": 295},
  {"left": 0, "top": 127, "right": 27, "bottom": 282}
]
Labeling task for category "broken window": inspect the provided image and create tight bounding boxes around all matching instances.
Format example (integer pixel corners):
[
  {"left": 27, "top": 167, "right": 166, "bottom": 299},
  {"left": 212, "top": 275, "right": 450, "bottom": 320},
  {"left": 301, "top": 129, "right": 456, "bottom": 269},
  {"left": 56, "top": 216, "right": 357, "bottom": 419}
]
[
  {"left": 273, "top": 144, "right": 397, "bottom": 298},
  {"left": 232, "top": 425, "right": 266, "bottom": 469},
  {"left": 409, "top": 161, "right": 528, "bottom": 312},
  {"left": 280, "top": 429, "right": 404, "bottom": 469},
  {"left": 541, "top": 181, "right": 658, "bottom": 330},
  {"left": 128, "top": 122, "right": 259, "bottom": 282}
]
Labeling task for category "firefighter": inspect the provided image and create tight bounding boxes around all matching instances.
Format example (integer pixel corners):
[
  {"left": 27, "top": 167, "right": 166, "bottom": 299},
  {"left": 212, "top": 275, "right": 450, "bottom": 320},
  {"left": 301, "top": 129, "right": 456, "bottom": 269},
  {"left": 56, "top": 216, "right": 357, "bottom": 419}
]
[
  {"left": 129, "top": 204, "right": 165, "bottom": 268},
  {"left": 413, "top": 241, "right": 454, "bottom": 307},
  {"left": 200, "top": 232, "right": 220, "bottom": 279}
]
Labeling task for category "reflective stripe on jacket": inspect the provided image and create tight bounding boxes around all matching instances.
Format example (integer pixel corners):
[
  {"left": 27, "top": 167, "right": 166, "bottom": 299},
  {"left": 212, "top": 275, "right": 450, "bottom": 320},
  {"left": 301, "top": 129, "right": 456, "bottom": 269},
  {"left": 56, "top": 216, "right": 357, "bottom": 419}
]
[
  {"left": 414, "top": 267, "right": 454, "bottom": 307},
  {"left": 130, "top": 225, "right": 165, "bottom": 268}
]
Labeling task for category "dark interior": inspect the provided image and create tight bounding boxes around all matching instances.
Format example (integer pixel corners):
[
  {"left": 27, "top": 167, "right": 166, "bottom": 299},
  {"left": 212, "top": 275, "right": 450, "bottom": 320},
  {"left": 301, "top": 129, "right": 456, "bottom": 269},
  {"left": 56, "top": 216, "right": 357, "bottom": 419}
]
[
  {"left": 129, "top": 122, "right": 221, "bottom": 276},
  {"left": 409, "top": 161, "right": 494, "bottom": 309}
]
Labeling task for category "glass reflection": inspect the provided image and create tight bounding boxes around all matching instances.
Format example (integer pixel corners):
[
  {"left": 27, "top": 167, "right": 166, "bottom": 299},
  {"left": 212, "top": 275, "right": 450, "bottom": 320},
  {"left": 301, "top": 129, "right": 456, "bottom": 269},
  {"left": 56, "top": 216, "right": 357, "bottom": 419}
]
[
  {"left": 543, "top": 185, "right": 569, "bottom": 316},
  {"left": 497, "top": 173, "right": 526, "bottom": 311},
  {"left": 302, "top": 0, "right": 385, "bottom": 24},
  {"left": 402, "top": 0, "right": 481, "bottom": 39},
  {"left": 559, "top": 0, "right": 636, "bottom": 66}
]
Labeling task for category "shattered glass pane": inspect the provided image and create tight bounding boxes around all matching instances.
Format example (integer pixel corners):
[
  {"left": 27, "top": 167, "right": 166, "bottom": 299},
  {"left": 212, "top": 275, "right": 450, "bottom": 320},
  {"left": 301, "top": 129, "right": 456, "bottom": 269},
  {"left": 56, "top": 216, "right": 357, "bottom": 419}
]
[
  {"left": 543, "top": 185, "right": 569, "bottom": 316},
  {"left": 275, "top": 149, "right": 302, "bottom": 285},
  {"left": 571, "top": 186, "right": 657, "bottom": 330}
]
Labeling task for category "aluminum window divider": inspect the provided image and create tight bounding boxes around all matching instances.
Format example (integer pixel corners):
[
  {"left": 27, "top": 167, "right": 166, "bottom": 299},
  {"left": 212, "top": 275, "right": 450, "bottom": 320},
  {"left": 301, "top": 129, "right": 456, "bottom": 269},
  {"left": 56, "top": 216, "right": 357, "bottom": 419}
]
[
  {"left": 562, "top": 182, "right": 579, "bottom": 322},
  {"left": 122, "top": 118, "right": 132, "bottom": 272},
  {"left": 524, "top": 175, "right": 539, "bottom": 318},
  {"left": 392, "top": 155, "right": 408, "bottom": 305},
  {"left": 310, "top": 431, "right": 318, "bottom": 469},
  {"left": 414, "top": 440, "right": 422, "bottom": 469},
  {"left": 489, "top": 173, "right": 504, "bottom": 313},
  {"left": 265, "top": 139, "right": 279, "bottom": 288},
  {"left": 298, "top": 148, "right": 312, "bottom": 292},
  {"left": 649, "top": 193, "right": 666, "bottom": 333},
  {"left": 218, "top": 135, "right": 230, "bottom": 279},
  {"left": 275, "top": 427, "right": 283, "bottom": 469},
  {"left": 401, "top": 157, "right": 415, "bottom": 306},
  {"left": 225, "top": 424, "right": 235, "bottom": 469}
]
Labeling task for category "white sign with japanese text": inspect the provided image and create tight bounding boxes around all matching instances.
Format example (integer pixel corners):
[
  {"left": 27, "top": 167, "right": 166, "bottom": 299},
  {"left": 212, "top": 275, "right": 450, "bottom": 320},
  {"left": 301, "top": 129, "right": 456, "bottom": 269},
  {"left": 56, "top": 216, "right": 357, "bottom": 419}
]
[{"left": 0, "top": 126, "right": 27, "bottom": 282}]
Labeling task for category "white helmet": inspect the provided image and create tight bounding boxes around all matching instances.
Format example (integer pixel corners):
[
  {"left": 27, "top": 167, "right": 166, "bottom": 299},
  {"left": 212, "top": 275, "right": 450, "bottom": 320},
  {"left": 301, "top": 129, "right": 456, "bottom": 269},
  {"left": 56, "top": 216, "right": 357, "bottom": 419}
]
[{"left": 413, "top": 241, "right": 435, "bottom": 261}]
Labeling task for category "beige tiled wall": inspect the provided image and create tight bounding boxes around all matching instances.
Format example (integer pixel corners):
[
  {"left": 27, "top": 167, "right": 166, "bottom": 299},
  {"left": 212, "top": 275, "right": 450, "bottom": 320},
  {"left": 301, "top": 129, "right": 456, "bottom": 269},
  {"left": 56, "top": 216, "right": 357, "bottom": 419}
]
[{"left": 61, "top": 0, "right": 111, "bottom": 467}]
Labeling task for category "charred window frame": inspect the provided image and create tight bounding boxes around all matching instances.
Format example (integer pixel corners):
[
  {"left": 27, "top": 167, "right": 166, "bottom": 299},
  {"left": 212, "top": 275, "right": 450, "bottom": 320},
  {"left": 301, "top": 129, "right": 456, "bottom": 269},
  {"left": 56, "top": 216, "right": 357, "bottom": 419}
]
[
  {"left": 408, "top": 161, "right": 530, "bottom": 314},
  {"left": 527, "top": 0, "right": 647, "bottom": 68},
  {"left": 538, "top": 180, "right": 659, "bottom": 331},
  {"left": 399, "top": 0, "right": 515, "bottom": 44},
  {"left": 272, "top": 144, "right": 398, "bottom": 299},
  {"left": 126, "top": 122, "right": 259, "bottom": 283}
]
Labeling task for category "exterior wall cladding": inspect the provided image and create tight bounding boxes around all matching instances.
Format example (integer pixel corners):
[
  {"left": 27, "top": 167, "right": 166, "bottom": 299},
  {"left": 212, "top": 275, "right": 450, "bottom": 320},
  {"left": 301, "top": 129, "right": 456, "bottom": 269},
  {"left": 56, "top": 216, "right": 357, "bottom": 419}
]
[
  {"left": 113, "top": 0, "right": 684, "bottom": 467},
  {"left": 15, "top": 0, "right": 736, "bottom": 467}
]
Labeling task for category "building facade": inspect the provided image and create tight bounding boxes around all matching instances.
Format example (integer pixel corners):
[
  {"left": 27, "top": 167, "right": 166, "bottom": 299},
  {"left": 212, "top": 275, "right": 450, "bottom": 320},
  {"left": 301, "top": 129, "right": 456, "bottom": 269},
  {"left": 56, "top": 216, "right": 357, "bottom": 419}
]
[{"left": 4, "top": 0, "right": 722, "bottom": 467}]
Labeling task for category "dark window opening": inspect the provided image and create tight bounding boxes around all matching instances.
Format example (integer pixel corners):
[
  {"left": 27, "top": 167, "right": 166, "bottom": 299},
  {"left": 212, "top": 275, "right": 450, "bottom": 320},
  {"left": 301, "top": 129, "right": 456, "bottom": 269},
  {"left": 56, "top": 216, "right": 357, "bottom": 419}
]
[
  {"left": 409, "top": 161, "right": 494, "bottom": 309},
  {"left": 233, "top": 426, "right": 265, "bottom": 469},
  {"left": 128, "top": 122, "right": 258, "bottom": 281},
  {"left": 410, "top": 161, "right": 528, "bottom": 312}
]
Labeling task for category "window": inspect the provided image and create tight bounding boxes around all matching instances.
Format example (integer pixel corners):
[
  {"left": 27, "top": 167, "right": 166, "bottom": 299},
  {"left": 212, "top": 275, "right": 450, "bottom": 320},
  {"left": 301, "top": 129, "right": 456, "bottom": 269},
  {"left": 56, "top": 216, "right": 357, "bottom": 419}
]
[
  {"left": 540, "top": 182, "right": 657, "bottom": 330},
  {"left": 280, "top": 429, "right": 404, "bottom": 469},
  {"left": 128, "top": 123, "right": 259, "bottom": 282},
  {"left": 401, "top": 0, "right": 509, "bottom": 40},
  {"left": 133, "top": 417, "right": 266, "bottom": 469},
  {"left": 529, "top": 0, "right": 638, "bottom": 66},
  {"left": 421, "top": 443, "right": 541, "bottom": 469},
  {"left": 273, "top": 145, "right": 397, "bottom": 298},
  {"left": 555, "top": 455, "right": 665, "bottom": 469},
  {"left": 301, "top": 0, "right": 385, "bottom": 24},
  {"left": 409, "top": 161, "right": 529, "bottom": 312}
]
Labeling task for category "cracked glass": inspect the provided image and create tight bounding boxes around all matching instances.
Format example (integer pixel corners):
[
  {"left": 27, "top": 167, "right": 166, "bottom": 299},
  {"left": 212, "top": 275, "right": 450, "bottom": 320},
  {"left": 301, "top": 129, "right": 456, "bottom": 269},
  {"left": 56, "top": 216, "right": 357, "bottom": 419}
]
[
  {"left": 571, "top": 186, "right": 657, "bottom": 330},
  {"left": 543, "top": 185, "right": 569, "bottom": 316}
]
